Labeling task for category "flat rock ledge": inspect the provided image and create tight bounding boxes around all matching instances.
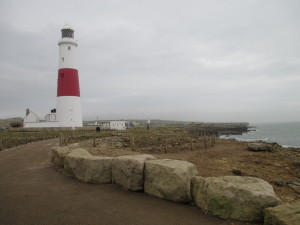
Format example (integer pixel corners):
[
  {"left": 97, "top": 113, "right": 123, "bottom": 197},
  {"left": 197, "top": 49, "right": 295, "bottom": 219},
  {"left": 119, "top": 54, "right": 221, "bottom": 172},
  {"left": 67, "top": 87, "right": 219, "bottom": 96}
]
[
  {"left": 248, "top": 142, "right": 273, "bottom": 152},
  {"left": 191, "top": 176, "right": 282, "bottom": 222},
  {"left": 112, "top": 154, "right": 156, "bottom": 191},
  {"left": 264, "top": 201, "right": 300, "bottom": 225},
  {"left": 144, "top": 159, "right": 198, "bottom": 203}
]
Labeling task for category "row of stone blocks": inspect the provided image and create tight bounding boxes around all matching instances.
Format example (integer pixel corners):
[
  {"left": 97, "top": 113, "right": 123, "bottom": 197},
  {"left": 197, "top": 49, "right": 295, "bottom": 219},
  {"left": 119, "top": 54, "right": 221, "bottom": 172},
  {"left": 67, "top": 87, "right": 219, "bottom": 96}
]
[{"left": 52, "top": 145, "right": 299, "bottom": 224}]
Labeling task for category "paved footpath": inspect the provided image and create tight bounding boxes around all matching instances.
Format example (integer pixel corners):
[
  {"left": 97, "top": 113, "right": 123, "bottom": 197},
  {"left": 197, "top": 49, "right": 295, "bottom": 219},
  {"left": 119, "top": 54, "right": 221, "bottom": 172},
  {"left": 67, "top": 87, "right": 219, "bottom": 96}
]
[{"left": 0, "top": 140, "right": 260, "bottom": 225}]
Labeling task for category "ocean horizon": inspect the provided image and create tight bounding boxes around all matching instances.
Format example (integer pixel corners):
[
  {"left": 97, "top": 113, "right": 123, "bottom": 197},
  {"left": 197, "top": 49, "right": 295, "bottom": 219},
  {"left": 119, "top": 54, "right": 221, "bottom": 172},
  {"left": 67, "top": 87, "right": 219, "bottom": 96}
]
[{"left": 221, "top": 121, "right": 300, "bottom": 148}]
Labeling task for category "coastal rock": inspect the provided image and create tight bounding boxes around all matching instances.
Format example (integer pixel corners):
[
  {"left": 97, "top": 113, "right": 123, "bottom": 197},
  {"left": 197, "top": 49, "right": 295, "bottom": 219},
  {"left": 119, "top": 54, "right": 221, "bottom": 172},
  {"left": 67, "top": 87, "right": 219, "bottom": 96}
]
[
  {"left": 248, "top": 142, "right": 273, "bottom": 152},
  {"left": 231, "top": 169, "right": 246, "bottom": 176},
  {"left": 144, "top": 159, "right": 198, "bottom": 203},
  {"left": 287, "top": 179, "right": 300, "bottom": 194},
  {"left": 112, "top": 154, "right": 156, "bottom": 191},
  {"left": 191, "top": 176, "right": 281, "bottom": 222},
  {"left": 51, "top": 143, "right": 80, "bottom": 167},
  {"left": 65, "top": 149, "right": 113, "bottom": 183},
  {"left": 274, "top": 180, "right": 285, "bottom": 187},
  {"left": 264, "top": 201, "right": 300, "bottom": 225}
]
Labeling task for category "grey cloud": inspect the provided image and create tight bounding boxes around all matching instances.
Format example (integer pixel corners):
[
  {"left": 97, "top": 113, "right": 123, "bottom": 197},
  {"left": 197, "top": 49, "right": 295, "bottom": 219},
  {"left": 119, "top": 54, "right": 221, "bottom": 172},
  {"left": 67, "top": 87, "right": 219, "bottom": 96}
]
[{"left": 0, "top": 0, "right": 300, "bottom": 123}]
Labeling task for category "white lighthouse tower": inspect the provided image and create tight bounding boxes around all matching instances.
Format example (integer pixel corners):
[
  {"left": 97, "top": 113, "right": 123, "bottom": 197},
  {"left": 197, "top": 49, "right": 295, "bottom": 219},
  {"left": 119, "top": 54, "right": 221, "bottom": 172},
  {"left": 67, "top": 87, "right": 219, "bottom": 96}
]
[{"left": 56, "top": 25, "right": 83, "bottom": 127}]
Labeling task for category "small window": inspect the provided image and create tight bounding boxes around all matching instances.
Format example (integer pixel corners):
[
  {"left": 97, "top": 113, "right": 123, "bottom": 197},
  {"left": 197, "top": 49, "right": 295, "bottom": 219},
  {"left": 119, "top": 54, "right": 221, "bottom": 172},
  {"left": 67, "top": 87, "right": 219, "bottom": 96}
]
[
  {"left": 61, "top": 73, "right": 64, "bottom": 77},
  {"left": 68, "top": 46, "right": 71, "bottom": 50},
  {"left": 62, "top": 57, "right": 64, "bottom": 61}
]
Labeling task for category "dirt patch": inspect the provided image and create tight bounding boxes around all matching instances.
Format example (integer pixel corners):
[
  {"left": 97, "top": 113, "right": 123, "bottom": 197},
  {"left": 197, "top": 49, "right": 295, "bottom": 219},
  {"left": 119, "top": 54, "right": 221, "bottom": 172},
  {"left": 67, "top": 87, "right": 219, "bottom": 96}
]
[{"left": 79, "top": 129, "right": 300, "bottom": 203}]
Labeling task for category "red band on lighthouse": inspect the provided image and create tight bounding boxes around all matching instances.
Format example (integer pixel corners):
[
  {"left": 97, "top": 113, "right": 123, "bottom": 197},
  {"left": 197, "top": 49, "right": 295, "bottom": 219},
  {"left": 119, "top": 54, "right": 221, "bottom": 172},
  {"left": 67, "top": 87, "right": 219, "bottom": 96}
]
[{"left": 57, "top": 68, "right": 80, "bottom": 97}]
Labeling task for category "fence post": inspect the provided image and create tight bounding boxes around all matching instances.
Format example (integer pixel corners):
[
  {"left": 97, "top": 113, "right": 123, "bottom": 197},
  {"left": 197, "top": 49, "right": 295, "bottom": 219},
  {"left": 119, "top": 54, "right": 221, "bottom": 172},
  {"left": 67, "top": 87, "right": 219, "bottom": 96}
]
[
  {"left": 164, "top": 139, "right": 167, "bottom": 153},
  {"left": 190, "top": 139, "right": 194, "bottom": 151},
  {"left": 204, "top": 136, "right": 207, "bottom": 149},
  {"left": 212, "top": 135, "right": 216, "bottom": 145},
  {"left": 0, "top": 138, "right": 3, "bottom": 150},
  {"left": 59, "top": 133, "right": 63, "bottom": 147},
  {"left": 93, "top": 135, "right": 96, "bottom": 147},
  {"left": 131, "top": 136, "right": 135, "bottom": 151}
]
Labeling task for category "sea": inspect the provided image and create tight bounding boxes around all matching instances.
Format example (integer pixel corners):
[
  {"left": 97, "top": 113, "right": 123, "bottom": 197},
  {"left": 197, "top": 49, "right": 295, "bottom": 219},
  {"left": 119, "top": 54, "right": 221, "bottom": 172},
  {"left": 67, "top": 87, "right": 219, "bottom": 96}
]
[{"left": 221, "top": 122, "right": 300, "bottom": 148}]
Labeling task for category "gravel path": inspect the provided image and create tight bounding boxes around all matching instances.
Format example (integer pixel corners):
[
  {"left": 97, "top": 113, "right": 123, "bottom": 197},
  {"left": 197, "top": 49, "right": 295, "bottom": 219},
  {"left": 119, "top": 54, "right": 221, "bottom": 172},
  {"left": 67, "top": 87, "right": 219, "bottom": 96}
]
[{"left": 0, "top": 139, "right": 260, "bottom": 225}]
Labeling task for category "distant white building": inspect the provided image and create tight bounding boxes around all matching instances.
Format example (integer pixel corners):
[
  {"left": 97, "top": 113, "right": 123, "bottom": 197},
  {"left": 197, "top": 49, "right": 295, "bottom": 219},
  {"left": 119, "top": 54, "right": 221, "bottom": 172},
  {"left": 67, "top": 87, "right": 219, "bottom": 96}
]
[
  {"left": 45, "top": 113, "right": 56, "bottom": 122},
  {"left": 101, "top": 122, "right": 110, "bottom": 129},
  {"left": 109, "top": 121, "right": 127, "bottom": 130},
  {"left": 23, "top": 110, "right": 60, "bottom": 128},
  {"left": 23, "top": 110, "right": 40, "bottom": 124}
]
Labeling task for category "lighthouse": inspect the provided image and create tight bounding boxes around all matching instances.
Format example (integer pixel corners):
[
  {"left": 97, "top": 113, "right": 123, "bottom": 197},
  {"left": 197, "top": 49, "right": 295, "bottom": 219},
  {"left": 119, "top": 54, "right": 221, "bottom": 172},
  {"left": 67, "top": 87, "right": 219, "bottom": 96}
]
[{"left": 56, "top": 25, "right": 83, "bottom": 127}]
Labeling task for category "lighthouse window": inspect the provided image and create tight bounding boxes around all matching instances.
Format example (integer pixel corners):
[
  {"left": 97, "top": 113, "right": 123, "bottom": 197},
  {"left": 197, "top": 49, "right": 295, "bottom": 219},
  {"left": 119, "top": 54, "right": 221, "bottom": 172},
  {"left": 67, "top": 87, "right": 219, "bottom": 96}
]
[
  {"left": 62, "top": 57, "right": 64, "bottom": 61},
  {"left": 68, "top": 46, "right": 71, "bottom": 50},
  {"left": 61, "top": 73, "right": 64, "bottom": 77}
]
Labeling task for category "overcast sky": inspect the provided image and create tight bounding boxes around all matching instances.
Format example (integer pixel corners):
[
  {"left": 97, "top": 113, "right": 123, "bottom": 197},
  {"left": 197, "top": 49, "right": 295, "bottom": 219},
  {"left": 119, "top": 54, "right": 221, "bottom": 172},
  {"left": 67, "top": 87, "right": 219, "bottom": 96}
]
[{"left": 0, "top": 0, "right": 300, "bottom": 123}]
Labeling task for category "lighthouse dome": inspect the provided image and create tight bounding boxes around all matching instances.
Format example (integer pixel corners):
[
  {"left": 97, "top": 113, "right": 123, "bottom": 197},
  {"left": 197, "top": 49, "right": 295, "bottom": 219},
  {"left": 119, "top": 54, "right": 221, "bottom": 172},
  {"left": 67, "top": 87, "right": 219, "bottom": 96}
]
[
  {"left": 62, "top": 24, "right": 74, "bottom": 31},
  {"left": 61, "top": 24, "right": 74, "bottom": 39}
]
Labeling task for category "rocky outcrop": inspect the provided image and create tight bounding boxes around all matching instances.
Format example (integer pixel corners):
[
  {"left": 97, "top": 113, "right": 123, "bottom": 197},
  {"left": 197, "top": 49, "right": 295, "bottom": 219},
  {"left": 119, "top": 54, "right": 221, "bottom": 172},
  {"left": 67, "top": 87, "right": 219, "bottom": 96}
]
[
  {"left": 144, "top": 159, "right": 198, "bottom": 203},
  {"left": 112, "top": 154, "right": 156, "bottom": 191},
  {"left": 264, "top": 201, "right": 300, "bottom": 225},
  {"left": 248, "top": 142, "right": 273, "bottom": 152},
  {"left": 51, "top": 143, "right": 80, "bottom": 167},
  {"left": 191, "top": 176, "right": 281, "bottom": 222},
  {"left": 65, "top": 149, "right": 113, "bottom": 184}
]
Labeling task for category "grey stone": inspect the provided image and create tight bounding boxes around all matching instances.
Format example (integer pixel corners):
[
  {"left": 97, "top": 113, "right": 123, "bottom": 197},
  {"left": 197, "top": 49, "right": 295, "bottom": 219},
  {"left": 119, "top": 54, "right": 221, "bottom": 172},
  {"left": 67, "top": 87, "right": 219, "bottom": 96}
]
[
  {"left": 191, "top": 176, "right": 281, "bottom": 222},
  {"left": 248, "top": 142, "right": 273, "bottom": 152},
  {"left": 144, "top": 159, "right": 198, "bottom": 203},
  {"left": 264, "top": 201, "right": 300, "bottom": 225},
  {"left": 287, "top": 179, "right": 300, "bottom": 194},
  {"left": 112, "top": 154, "right": 156, "bottom": 191},
  {"left": 65, "top": 149, "right": 113, "bottom": 184},
  {"left": 51, "top": 143, "right": 81, "bottom": 167},
  {"left": 63, "top": 148, "right": 92, "bottom": 173}
]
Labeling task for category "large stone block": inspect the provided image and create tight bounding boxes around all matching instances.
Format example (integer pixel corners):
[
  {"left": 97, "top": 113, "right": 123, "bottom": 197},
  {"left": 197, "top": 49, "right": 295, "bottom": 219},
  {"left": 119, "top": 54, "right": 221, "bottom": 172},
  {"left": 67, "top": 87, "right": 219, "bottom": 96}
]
[
  {"left": 51, "top": 143, "right": 80, "bottom": 167},
  {"left": 144, "top": 159, "right": 198, "bottom": 203},
  {"left": 65, "top": 149, "right": 113, "bottom": 184},
  {"left": 112, "top": 154, "right": 156, "bottom": 191},
  {"left": 63, "top": 148, "right": 92, "bottom": 173},
  {"left": 264, "top": 201, "right": 300, "bottom": 225},
  {"left": 191, "top": 176, "right": 281, "bottom": 222}
]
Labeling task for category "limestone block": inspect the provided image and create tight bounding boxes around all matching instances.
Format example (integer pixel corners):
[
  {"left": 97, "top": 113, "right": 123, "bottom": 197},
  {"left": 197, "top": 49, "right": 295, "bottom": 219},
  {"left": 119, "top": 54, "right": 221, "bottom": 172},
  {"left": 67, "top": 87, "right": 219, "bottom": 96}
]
[
  {"left": 63, "top": 148, "right": 92, "bottom": 173},
  {"left": 144, "top": 159, "right": 198, "bottom": 203},
  {"left": 191, "top": 176, "right": 282, "bottom": 222},
  {"left": 264, "top": 201, "right": 300, "bottom": 225},
  {"left": 112, "top": 154, "right": 156, "bottom": 191},
  {"left": 65, "top": 149, "right": 113, "bottom": 184},
  {"left": 51, "top": 143, "right": 80, "bottom": 167}
]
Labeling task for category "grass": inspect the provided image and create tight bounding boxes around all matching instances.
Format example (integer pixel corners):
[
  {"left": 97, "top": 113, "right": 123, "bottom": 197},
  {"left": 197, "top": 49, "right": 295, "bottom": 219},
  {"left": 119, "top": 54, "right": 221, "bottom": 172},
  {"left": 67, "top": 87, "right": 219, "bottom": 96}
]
[{"left": 0, "top": 126, "right": 213, "bottom": 151}]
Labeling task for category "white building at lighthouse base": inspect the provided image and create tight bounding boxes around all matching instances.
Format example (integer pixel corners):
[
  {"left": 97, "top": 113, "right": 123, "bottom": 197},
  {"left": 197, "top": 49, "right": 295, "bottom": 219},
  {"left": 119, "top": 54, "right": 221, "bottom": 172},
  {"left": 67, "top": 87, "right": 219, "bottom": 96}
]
[{"left": 23, "top": 109, "right": 80, "bottom": 128}]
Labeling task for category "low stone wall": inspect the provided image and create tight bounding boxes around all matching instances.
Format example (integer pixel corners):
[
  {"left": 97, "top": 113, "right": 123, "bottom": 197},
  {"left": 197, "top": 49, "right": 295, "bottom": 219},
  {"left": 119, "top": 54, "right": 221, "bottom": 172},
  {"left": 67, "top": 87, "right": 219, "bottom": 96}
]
[{"left": 52, "top": 144, "right": 284, "bottom": 222}]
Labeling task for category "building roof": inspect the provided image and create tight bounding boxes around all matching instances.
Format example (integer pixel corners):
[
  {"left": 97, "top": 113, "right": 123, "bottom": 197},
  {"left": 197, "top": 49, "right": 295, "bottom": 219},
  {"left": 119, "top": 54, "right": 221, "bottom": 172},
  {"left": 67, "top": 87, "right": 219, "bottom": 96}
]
[{"left": 62, "top": 24, "right": 74, "bottom": 31}]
